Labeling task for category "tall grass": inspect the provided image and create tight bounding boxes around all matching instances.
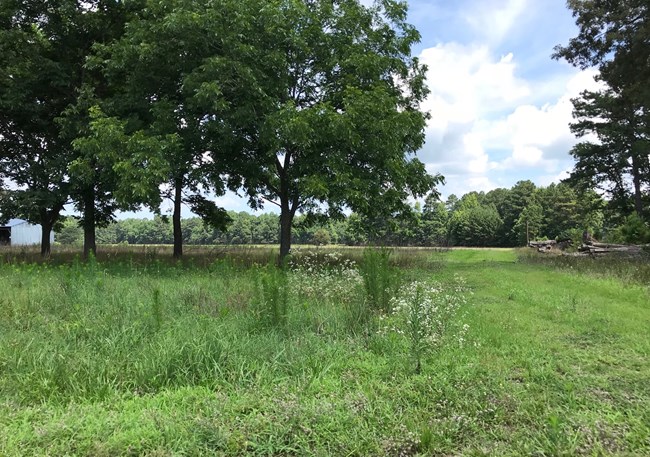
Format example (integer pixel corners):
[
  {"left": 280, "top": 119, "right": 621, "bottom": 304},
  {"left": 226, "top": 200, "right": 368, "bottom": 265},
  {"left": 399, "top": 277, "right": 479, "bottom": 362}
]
[
  {"left": 1, "top": 247, "right": 648, "bottom": 456},
  {"left": 518, "top": 248, "right": 650, "bottom": 284},
  {"left": 360, "top": 247, "right": 398, "bottom": 313},
  {"left": 254, "top": 265, "right": 290, "bottom": 331}
]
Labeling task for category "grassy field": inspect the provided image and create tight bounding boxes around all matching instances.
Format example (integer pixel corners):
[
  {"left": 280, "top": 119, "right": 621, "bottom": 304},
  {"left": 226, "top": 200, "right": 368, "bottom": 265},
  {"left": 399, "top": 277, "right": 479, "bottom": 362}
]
[{"left": 0, "top": 247, "right": 648, "bottom": 456}]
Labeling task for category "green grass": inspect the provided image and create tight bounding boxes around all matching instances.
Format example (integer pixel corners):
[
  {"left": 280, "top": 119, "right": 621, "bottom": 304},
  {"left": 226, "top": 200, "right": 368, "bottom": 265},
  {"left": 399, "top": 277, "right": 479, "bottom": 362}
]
[{"left": 0, "top": 247, "right": 648, "bottom": 455}]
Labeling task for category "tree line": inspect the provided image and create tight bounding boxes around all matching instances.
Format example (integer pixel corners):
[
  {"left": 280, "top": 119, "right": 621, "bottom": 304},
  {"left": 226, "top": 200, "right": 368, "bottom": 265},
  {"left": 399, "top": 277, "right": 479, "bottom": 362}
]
[
  {"left": 2, "top": 0, "right": 648, "bottom": 256},
  {"left": 56, "top": 179, "right": 648, "bottom": 248},
  {"left": 0, "top": 0, "right": 439, "bottom": 259}
]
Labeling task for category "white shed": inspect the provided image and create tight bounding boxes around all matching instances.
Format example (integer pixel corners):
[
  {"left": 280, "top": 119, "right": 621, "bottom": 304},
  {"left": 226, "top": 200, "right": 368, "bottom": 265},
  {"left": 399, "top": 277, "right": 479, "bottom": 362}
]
[{"left": 0, "top": 219, "right": 54, "bottom": 246}]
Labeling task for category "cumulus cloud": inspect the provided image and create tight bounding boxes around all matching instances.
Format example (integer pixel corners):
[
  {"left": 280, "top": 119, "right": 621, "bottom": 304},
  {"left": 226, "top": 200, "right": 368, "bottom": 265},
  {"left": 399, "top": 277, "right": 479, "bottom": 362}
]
[
  {"left": 493, "top": 68, "right": 601, "bottom": 169},
  {"left": 418, "top": 37, "right": 601, "bottom": 198},
  {"left": 419, "top": 42, "right": 529, "bottom": 192},
  {"left": 422, "top": 43, "right": 530, "bottom": 131}
]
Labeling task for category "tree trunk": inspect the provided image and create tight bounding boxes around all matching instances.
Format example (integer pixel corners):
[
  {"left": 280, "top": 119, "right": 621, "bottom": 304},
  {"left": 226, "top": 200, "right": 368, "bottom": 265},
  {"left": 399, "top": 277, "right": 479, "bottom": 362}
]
[
  {"left": 172, "top": 178, "right": 183, "bottom": 259},
  {"left": 83, "top": 188, "right": 97, "bottom": 259},
  {"left": 275, "top": 151, "right": 298, "bottom": 263},
  {"left": 631, "top": 151, "right": 644, "bottom": 217},
  {"left": 40, "top": 219, "right": 53, "bottom": 258},
  {"left": 39, "top": 204, "right": 63, "bottom": 259},
  {"left": 279, "top": 203, "right": 292, "bottom": 261}
]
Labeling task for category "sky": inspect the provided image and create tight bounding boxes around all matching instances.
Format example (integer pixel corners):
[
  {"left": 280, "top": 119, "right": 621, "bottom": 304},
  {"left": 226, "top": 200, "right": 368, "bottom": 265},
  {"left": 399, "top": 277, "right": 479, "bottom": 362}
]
[
  {"left": 402, "top": 0, "right": 600, "bottom": 200},
  {"left": 125, "top": 0, "right": 599, "bottom": 218}
]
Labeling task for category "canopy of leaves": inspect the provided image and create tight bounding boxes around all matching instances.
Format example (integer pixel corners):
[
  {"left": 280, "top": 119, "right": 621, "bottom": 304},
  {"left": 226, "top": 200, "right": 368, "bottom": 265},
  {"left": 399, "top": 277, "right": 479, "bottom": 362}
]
[{"left": 208, "top": 0, "right": 441, "bottom": 221}]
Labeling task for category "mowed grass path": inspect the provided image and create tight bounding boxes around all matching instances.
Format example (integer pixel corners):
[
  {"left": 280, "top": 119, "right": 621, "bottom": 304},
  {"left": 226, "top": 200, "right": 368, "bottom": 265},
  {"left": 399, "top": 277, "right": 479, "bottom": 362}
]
[{"left": 0, "top": 248, "right": 648, "bottom": 456}]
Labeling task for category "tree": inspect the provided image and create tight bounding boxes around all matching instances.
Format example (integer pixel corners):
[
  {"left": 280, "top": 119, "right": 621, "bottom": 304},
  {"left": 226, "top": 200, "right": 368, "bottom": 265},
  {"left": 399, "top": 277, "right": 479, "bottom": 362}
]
[
  {"left": 515, "top": 197, "right": 544, "bottom": 244},
  {"left": 567, "top": 89, "right": 648, "bottom": 218},
  {"left": 0, "top": 1, "right": 141, "bottom": 257},
  {"left": 499, "top": 180, "right": 536, "bottom": 246},
  {"left": 76, "top": 0, "right": 238, "bottom": 258},
  {"left": 449, "top": 195, "right": 502, "bottom": 247},
  {"left": 312, "top": 228, "right": 331, "bottom": 246},
  {"left": 253, "top": 213, "right": 280, "bottom": 244},
  {"left": 555, "top": 1, "right": 649, "bottom": 221},
  {"left": 483, "top": 188, "right": 511, "bottom": 218},
  {"left": 217, "top": 0, "right": 440, "bottom": 259},
  {"left": 445, "top": 194, "right": 460, "bottom": 213},
  {"left": 341, "top": 213, "right": 368, "bottom": 246},
  {"left": 421, "top": 195, "right": 450, "bottom": 246},
  {"left": 0, "top": 1, "right": 79, "bottom": 257},
  {"left": 227, "top": 212, "right": 254, "bottom": 245},
  {"left": 61, "top": 2, "right": 141, "bottom": 259},
  {"left": 553, "top": 0, "right": 649, "bottom": 106},
  {"left": 55, "top": 217, "right": 83, "bottom": 246}
]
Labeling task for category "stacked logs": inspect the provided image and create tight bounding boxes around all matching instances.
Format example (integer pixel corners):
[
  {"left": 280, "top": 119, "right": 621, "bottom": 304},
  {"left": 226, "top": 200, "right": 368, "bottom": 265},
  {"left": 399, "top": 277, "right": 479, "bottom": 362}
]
[
  {"left": 577, "top": 241, "right": 646, "bottom": 256},
  {"left": 528, "top": 235, "right": 647, "bottom": 256},
  {"left": 528, "top": 239, "right": 572, "bottom": 252}
]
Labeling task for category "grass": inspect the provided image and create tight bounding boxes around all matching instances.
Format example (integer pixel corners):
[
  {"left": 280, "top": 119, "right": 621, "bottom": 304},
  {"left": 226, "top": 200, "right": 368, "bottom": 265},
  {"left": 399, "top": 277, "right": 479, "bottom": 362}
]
[{"left": 0, "top": 246, "right": 648, "bottom": 455}]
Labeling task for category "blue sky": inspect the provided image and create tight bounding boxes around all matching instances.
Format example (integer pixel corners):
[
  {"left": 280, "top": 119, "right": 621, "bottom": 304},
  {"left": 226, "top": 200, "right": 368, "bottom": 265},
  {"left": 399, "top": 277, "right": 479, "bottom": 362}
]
[
  {"left": 124, "top": 0, "right": 598, "bottom": 218},
  {"left": 404, "top": 0, "right": 601, "bottom": 200}
]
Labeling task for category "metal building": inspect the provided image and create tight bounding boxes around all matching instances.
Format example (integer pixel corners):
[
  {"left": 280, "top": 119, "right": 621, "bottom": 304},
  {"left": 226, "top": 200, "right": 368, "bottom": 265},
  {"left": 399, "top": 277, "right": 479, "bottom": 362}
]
[{"left": 0, "top": 219, "right": 54, "bottom": 246}]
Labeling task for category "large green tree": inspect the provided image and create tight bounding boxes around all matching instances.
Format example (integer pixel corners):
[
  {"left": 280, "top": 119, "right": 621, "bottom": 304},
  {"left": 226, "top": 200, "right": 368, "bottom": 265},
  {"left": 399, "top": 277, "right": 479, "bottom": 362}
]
[
  {"left": 75, "top": 0, "right": 244, "bottom": 258},
  {"left": 0, "top": 0, "right": 79, "bottom": 256},
  {"left": 555, "top": 0, "right": 649, "bottom": 220},
  {"left": 553, "top": 0, "right": 649, "bottom": 105},
  {"left": 448, "top": 194, "right": 502, "bottom": 247},
  {"left": 0, "top": 0, "right": 138, "bottom": 257},
  {"left": 214, "top": 0, "right": 440, "bottom": 259},
  {"left": 499, "top": 180, "right": 536, "bottom": 246},
  {"left": 568, "top": 89, "right": 648, "bottom": 218},
  {"left": 421, "top": 193, "right": 450, "bottom": 246}
]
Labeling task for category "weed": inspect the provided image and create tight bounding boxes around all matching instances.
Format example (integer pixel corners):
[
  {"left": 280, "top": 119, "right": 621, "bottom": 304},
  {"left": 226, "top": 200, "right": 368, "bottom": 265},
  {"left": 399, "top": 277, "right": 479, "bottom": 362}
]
[
  {"left": 255, "top": 265, "right": 290, "bottom": 331},
  {"left": 0, "top": 247, "right": 648, "bottom": 456},
  {"left": 360, "top": 247, "right": 398, "bottom": 313},
  {"left": 380, "top": 277, "right": 470, "bottom": 373},
  {"left": 151, "top": 288, "right": 163, "bottom": 331}
]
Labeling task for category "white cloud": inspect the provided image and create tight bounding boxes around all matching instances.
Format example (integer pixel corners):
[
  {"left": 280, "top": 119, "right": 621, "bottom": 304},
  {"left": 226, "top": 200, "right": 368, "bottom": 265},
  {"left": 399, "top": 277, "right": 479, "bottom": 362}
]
[
  {"left": 418, "top": 37, "right": 601, "bottom": 197},
  {"left": 494, "top": 68, "right": 601, "bottom": 169},
  {"left": 422, "top": 43, "right": 530, "bottom": 131},
  {"left": 536, "top": 167, "right": 573, "bottom": 188},
  {"left": 418, "top": 42, "right": 529, "bottom": 190},
  {"left": 463, "top": 0, "right": 529, "bottom": 46}
]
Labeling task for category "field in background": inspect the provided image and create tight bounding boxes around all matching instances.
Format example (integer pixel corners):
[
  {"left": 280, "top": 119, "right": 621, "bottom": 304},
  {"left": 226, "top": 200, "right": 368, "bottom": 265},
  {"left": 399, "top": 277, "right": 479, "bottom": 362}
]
[{"left": 0, "top": 247, "right": 648, "bottom": 455}]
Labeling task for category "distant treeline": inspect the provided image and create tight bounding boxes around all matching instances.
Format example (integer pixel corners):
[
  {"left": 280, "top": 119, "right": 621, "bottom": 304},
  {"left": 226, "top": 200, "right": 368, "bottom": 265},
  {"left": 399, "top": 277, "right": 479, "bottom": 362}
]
[{"left": 55, "top": 180, "right": 650, "bottom": 248}]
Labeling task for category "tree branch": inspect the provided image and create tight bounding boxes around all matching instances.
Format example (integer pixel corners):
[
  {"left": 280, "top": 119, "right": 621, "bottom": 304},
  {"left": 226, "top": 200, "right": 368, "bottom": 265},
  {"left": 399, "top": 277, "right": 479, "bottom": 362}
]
[{"left": 261, "top": 195, "right": 281, "bottom": 208}]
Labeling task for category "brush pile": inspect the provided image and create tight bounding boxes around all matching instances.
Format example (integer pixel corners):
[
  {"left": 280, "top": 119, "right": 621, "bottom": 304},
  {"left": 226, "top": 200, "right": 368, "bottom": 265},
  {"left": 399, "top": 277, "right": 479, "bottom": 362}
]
[{"left": 529, "top": 232, "right": 648, "bottom": 257}]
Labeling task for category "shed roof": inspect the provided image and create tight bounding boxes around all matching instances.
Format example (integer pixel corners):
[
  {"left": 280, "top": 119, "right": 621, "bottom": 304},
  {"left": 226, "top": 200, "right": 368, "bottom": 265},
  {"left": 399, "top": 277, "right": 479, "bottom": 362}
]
[{"left": 0, "top": 218, "right": 28, "bottom": 228}]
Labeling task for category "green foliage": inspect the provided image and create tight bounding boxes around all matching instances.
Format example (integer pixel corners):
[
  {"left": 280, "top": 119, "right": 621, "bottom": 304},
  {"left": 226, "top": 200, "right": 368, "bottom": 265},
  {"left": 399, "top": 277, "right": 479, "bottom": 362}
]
[
  {"left": 516, "top": 198, "right": 544, "bottom": 243},
  {"left": 184, "top": 195, "right": 232, "bottom": 232},
  {"left": 555, "top": 2, "right": 649, "bottom": 222},
  {"left": 0, "top": 1, "right": 141, "bottom": 257},
  {"left": 55, "top": 217, "right": 84, "bottom": 246},
  {"left": 566, "top": 89, "right": 649, "bottom": 220},
  {"left": 450, "top": 203, "right": 503, "bottom": 247},
  {"left": 553, "top": 0, "right": 649, "bottom": 103},
  {"left": 51, "top": 176, "right": 617, "bottom": 251},
  {"left": 380, "top": 279, "right": 469, "bottom": 373},
  {"left": 421, "top": 196, "right": 450, "bottom": 246},
  {"left": 211, "top": 0, "right": 441, "bottom": 258},
  {"left": 608, "top": 213, "right": 650, "bottom": 244},
  {"left": 311, "top": 228, "right": 331, "bottom": 246}
]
